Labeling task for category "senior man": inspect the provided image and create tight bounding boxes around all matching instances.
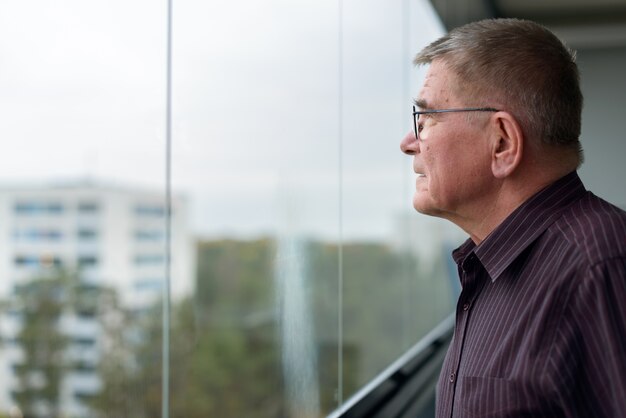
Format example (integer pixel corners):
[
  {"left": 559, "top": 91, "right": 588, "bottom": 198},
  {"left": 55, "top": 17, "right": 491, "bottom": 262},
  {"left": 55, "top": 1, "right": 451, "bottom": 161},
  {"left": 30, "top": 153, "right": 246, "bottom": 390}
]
[{"left": 400, "top": 19, "right": 626, "bottom": 417}]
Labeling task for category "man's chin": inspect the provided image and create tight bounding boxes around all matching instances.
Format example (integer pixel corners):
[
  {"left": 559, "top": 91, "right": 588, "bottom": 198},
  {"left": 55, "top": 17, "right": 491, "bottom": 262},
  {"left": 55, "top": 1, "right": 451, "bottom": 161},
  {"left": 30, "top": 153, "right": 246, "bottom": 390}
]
[{"left": 412, "top": 196, "right": 441, "bottom": 217}]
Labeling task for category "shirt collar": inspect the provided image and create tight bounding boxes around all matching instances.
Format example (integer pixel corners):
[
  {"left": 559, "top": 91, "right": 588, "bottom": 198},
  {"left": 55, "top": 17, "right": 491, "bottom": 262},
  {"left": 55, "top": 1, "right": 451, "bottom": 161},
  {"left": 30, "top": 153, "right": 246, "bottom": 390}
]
[{"left": 453, "top": 171, "right": 587, "bottom": 282}]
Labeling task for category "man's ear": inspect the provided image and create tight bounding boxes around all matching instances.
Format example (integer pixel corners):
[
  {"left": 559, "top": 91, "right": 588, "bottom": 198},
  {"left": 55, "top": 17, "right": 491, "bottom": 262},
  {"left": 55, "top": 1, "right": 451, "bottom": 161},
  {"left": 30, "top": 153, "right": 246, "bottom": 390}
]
[{"left": 490, "top": 112, "right": 524, "bottom": 178}]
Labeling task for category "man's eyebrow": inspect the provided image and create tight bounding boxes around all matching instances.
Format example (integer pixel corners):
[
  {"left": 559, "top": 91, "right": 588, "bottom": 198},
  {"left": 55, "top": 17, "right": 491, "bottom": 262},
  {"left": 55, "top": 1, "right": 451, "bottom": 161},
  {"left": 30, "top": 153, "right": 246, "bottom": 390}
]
[{"left": 413, "top": 98, "right": 429, "bottom": 110}]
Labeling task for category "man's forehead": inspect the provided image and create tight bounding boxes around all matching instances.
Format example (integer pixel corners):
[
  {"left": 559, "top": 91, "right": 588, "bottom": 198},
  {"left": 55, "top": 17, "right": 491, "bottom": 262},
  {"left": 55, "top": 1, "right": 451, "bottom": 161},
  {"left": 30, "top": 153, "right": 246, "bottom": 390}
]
[{"left": 416, "top": 62, "right": 455, "bottom": 108}]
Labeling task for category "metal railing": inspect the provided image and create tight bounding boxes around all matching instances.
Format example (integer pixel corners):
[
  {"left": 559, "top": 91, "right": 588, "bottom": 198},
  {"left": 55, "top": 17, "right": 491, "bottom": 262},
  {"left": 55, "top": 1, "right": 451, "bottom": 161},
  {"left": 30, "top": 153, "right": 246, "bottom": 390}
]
[{"left": 327, "top": 314, "right": 454, "bottom": 418}]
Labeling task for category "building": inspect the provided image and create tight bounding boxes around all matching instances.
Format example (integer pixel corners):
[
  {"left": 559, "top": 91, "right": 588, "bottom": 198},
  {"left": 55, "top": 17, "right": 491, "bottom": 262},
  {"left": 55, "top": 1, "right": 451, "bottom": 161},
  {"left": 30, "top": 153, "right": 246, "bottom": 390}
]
[{"left": 0, "top": 181, "right": 193, "bottom": 417}]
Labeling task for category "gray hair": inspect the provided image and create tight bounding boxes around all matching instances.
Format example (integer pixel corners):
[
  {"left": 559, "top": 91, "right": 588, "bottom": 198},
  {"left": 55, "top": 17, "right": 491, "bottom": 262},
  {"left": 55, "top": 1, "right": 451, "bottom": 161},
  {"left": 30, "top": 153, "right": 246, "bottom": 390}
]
[{"left": 415, "top": 18, "right": 583, "bottom": 164}]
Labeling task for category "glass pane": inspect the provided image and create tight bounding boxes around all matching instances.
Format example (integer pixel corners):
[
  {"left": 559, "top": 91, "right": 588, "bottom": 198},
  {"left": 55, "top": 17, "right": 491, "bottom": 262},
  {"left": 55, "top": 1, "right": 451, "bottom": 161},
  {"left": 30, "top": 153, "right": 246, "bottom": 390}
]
[
  {"left": 171, "top": 1, "right": 340, "bottom": 417},
  {"left": 0, "top": 2, "right": 168, "bottom": 417},
  {"left": 171, "top": 0, "right": 457, "bottom": 416},
  {"left": 338, "top": 0, "right": 457, "bottom": 400}
]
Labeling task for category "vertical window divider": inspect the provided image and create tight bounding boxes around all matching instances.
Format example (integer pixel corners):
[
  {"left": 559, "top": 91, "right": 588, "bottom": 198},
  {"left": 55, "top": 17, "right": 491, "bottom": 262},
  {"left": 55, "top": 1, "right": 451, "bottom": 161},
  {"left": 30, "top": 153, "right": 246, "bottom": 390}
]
[
  {"left": 163, "top": 0, "right": 173, "bottom": 417},
  {"left": 337, "top": 0, "right": 344, "bottom": 408}
]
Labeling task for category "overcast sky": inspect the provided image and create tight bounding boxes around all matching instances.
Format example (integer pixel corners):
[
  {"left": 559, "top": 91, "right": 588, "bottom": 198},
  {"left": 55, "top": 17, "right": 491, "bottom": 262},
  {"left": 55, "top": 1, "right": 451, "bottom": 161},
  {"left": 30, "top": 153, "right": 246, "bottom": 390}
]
[{"left": 0, "top": 0, "right": 454, "bottom": 241}]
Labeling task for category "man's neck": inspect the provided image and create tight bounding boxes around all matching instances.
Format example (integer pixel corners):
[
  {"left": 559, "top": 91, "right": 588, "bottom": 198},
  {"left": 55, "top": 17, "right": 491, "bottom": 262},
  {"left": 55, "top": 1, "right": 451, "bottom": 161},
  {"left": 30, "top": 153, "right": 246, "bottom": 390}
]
[{"left": 460, "top": 167, "right": 575, "bottom": 244}]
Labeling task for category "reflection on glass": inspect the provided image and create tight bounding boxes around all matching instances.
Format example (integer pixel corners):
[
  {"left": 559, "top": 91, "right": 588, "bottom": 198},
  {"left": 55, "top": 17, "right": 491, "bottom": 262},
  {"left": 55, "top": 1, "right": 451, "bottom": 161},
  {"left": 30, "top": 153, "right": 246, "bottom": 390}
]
[{"left": 0, "top": 0, "right": 454, "bottom": 417}]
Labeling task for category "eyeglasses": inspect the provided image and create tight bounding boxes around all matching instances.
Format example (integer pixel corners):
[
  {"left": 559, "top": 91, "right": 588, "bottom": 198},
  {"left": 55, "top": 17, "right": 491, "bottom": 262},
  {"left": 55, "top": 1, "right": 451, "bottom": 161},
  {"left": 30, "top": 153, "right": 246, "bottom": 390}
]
[{"left": 412, "top": 105, "right": 500, "bottom": 140}]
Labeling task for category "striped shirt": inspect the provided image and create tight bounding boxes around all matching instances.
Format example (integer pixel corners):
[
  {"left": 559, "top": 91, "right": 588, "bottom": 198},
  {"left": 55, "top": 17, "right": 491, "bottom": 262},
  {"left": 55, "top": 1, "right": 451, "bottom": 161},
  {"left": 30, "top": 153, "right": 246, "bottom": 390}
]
[{"left": 436, "top": 171, "right": 626, "bottom": 418}]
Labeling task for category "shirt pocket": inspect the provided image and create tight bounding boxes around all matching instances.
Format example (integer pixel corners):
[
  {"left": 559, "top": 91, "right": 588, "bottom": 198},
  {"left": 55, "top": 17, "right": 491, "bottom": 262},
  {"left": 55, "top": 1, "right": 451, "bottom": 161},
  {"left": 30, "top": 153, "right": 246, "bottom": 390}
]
[{"left": 459, "top": 376, "right": 543, "bottom": 418}]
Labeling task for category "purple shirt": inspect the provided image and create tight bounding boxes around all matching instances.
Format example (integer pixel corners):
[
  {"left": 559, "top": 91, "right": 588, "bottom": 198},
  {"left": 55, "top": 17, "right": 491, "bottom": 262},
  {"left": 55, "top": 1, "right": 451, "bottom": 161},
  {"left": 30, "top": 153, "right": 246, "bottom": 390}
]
[{"left": 436, "top": 171, "right": 626, "bottom": 417}]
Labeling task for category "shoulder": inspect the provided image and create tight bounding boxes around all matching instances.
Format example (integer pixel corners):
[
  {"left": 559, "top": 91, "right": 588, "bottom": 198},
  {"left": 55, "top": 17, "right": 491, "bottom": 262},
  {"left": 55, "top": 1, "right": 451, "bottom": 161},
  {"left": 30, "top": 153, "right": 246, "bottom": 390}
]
[{"left": 551, "top": 191, "right": 626, "bottom": 266}]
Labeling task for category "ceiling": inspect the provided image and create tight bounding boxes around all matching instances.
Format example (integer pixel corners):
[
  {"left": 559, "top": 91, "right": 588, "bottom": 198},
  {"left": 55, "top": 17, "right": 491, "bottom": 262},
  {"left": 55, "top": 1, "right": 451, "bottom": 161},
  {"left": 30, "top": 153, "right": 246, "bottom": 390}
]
[{"left": 429, "top": 0, "right": 626, "bottom": 48}]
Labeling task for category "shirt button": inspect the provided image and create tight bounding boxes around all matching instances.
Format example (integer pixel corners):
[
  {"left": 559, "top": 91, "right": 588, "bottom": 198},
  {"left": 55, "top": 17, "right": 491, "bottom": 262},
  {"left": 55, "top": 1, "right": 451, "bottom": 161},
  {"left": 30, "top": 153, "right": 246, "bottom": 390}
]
[
  {"left": 449, "top": 372, "right": 456, "bottom": 383},
  {"left": 462, "top": 302, "right": 470, "bottom": 311}
]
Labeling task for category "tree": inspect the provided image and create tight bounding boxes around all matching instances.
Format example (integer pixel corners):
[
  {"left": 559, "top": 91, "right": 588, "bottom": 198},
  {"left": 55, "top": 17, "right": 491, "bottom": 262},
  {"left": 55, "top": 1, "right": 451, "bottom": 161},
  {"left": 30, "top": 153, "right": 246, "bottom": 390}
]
[
  {"left": 11, "top": 271, "right": 72, "bottom": 418},
  {"left": 93, "top": 294, "right": 284, "bottom": 418},
  {"left": 91, "top": 237, "right": 453, "bottom": 417},
  {"left": 1, "top": 269, "right": 130, "bottom": 418},
  {"left": 88, "top": 286, "right": 142, "bottom": 418}
]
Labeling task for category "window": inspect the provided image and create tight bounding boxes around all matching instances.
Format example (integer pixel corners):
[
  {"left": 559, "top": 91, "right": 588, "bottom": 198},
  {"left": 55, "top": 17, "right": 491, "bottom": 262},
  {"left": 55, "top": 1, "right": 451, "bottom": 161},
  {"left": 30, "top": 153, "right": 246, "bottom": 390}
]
[
  {"left": 73, "top": 362, "right": 97, "bottom": 373},
  {"left": 134, "top": 229, "right": 163, "bottom": 241},
  {"left": 14, "top": 202, "right": 64, "bottom": 215},
  {"left": 77, "top": 229, "right": 98, "bottom": 240},
  {"left": 133, "top": 254, "right": 165, "bottom": 265},
  {"left": 72, "top": 337, "right": 96, "bottom": 347},
  {"left": 74, "top": 392, "right": 96, "bottom": 402},
  {"left": 133, "top": 278, "right": 163, "bottom": 291},
  {"left": 78, "top": 202, "right": 99, "bottom": 213},
  {"left": 13, "top": 229, "right": 63, "bottom": 242},
  {"left": 77, "top": 256, "right": 98, "bottom": 267},
  {"left": 14, "top": 255, "right": 62, "bottom": 268},
  {"left": 134, "top": 205, "right": 165, "bottom": 217}
]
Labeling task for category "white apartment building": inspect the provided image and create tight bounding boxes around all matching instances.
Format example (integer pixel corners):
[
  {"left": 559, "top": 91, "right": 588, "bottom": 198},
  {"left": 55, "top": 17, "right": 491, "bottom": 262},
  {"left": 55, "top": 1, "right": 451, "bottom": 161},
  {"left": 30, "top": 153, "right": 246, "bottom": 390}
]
[{"left": 0, "top": 181, "right": 193, "bottom": 417}]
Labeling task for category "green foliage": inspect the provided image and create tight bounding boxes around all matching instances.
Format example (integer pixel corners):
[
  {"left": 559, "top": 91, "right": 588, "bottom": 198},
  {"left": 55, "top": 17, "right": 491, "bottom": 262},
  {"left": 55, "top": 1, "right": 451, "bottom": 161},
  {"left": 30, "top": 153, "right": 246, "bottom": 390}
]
[
  {"left": 5, "top": 237, "right": 453, "bottom": 417},
  {"left": 88, "top": 287, "right": 142, "bottom": 418},
  {"left": 11, "top": 271, "right": 73, "bottom": 418},
  {"left": 94, "top": 238, "right": 286, "bottom": 417},
  {"left": 94, "top": 296, "right": 284, "bottom": 418},
  {"left": 170, "top": 299, "right": 283, "bottom": 417},
  {"left": 195, "top": 238, "right": 275, "bottom": 323},
  {"left": 307, "top": 240, "right": 453, "bottom": 403},
  {"left": 7, "top": 269, "right": 125, "bottom": 418}
]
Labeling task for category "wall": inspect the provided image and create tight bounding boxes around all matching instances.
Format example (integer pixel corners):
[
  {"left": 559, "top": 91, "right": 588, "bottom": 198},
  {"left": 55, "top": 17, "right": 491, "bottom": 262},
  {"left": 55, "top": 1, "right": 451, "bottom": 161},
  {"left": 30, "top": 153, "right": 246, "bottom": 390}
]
[{"left": 577, "top": 46, "right": 626, "bottom": 209}]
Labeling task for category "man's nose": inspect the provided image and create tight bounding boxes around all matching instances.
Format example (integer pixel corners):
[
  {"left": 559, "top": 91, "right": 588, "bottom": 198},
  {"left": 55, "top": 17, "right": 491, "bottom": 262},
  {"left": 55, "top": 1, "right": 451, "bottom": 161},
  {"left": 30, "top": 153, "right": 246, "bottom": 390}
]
[{"left": 400, "top": 130, "right": 419, "bottom": 155}]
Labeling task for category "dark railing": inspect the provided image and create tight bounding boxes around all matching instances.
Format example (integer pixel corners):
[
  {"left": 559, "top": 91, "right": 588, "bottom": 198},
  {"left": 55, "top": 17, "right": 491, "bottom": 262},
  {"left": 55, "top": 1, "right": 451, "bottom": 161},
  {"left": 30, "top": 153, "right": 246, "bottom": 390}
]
[{"left": 328, "top": 314, "right": 454, "bottom": 418}]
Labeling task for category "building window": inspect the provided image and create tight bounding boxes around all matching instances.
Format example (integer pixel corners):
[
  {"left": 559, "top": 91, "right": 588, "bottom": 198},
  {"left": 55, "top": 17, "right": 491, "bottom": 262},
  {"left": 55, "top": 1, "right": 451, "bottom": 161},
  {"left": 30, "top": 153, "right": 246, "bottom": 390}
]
[
  {"left": 77, "top": 229, "right": 98, "bottom": 240},
  {"left": 74, "top": 391, "right": 96, "bottom": 402},
  {"left": 134, "top": 229, "right": 164, "bottom": 241},
  {"left": 77, "top": 256, "right": 98, "bottom": 267},
  {"left": 14, "top": 254, "right": 62, "bottom": 268},
  {"left": 134, "top": 278, "right": 164, "bottom": 291},
  {"left": 72, "top": 337, "right": 96, "bottom": 347},
  {"left": 13, "top": 229, "right": 63, "bottom": 242},
  {"left": 14, "top": 202, "right": 64, "bottom": 215},
  {"left": 134, "top": 254, "right": 165, "bottom": 265},
  {"left": 134, "top": 205, "right": 165, "bottom": 217},
  {"left": 73, "top": 362, "right": 96, "bottom": 373},
  {"left": 78, "top": 202, "right": 99, "bottom": 213}
]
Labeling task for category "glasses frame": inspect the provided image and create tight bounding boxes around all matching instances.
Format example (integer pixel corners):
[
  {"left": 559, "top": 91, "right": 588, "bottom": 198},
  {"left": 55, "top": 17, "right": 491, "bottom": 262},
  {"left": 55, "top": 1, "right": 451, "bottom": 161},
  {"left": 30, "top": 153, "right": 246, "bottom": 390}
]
[{"left": 412, "top": 105, "right": 500, "bottom": 140}]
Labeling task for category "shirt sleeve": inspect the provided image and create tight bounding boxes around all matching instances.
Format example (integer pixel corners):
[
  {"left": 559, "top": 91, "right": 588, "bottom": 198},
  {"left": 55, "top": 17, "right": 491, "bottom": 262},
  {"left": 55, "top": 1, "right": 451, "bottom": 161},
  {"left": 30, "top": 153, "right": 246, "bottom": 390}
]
[{"left": 568, "top": 256, "right": 626, "bottom": 417}]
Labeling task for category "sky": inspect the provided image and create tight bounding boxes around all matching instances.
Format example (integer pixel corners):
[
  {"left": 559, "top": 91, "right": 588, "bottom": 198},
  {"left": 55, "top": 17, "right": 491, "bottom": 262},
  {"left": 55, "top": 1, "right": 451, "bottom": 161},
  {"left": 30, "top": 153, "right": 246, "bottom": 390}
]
[{"left": 0, "top": 0, "right": 458, "bottom": 242}]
